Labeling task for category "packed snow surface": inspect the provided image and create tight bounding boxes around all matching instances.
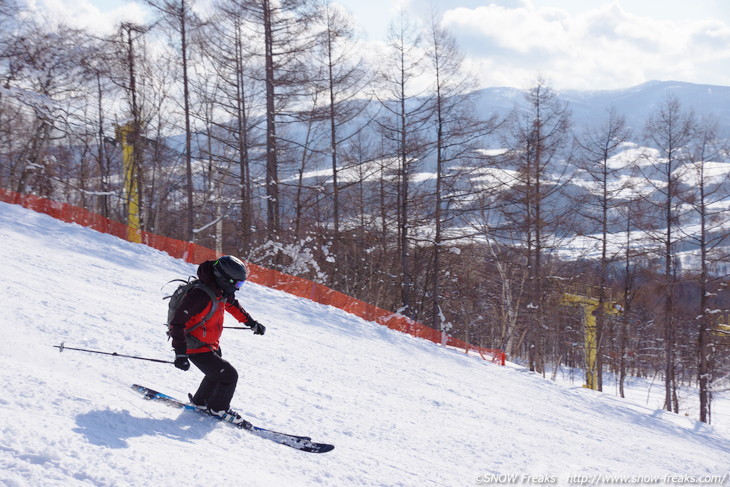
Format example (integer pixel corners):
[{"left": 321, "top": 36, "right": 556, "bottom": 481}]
[{"left": 1, "top": 201, "right": 729, "bottom": 487}]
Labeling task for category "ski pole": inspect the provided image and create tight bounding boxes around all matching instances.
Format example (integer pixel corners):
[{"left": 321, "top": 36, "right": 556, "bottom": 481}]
[
  {"left": 223, "top": 326, "right": 254, "bottom": 330},
  {"left": 53, "top": 342, "right": 173, "bottom": 364}
]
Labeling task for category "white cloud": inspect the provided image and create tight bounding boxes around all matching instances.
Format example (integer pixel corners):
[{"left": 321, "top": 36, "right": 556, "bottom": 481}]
[
  {"left": 22, "top": 0, "right": 149, "bottom": 35},
  {"left": 441, "top": 1, "right": 730, "bottom": 90},
  {"left": 19, "top": 0, "right": 730, "bottom": 90},
  {"left": 443, "top": 3, "right": 572, "bottom": 53}
]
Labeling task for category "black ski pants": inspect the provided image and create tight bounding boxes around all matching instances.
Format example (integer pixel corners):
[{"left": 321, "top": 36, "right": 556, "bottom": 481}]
[{"left": 189, "top": 349, "right": 239, "bottom": 412}]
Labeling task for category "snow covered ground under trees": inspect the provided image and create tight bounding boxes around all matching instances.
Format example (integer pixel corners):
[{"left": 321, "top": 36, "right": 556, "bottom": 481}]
[{"left": 1, "top": 201, "right": 728, "bottom": 486}]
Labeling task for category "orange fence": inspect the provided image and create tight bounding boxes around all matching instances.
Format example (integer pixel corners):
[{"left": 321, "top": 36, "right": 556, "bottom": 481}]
[{"left": 0, "top": 188, "right": 505, "bottom": 365}]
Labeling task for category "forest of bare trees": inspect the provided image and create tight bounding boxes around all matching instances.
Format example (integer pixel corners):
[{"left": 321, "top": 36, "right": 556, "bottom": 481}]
[{"left": 1, "top": 0, "right": 729, "bottom": 423}]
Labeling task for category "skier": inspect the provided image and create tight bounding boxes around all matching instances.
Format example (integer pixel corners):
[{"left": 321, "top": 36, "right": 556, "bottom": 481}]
[{"left": 168, "top": 255, "right": 266, "bottom": 426}]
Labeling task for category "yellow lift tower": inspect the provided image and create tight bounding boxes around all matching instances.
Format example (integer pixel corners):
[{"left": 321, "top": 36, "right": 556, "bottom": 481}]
[
  {"left": 116, "top": 122, "right": 141, "bottom": 243},
  {"left": 713, "top": 314, "right": 730, "bottom": 337},
  {"left": 562, "top": 287, "right": 621, "bottom": 390}
]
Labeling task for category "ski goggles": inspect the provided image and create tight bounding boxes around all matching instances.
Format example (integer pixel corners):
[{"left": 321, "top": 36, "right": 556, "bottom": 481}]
[
  {"left": 214, "top": 268, "right": 246, "bottom": 289},
  {"left": 222, "top": 276, "right": 245, "bottom": 289}
]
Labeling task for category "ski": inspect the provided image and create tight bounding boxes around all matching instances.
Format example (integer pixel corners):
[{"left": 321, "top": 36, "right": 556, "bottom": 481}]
[{"left": 131, "top": 384, "right": 334, "bottom": 453}]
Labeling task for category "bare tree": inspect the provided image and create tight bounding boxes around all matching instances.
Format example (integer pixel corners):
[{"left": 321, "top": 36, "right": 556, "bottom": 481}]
[
  {"left": 237, "top": 0, "right": 320, "bottom": 243},
  {"left": 198, "top": 0, "right": 267, "bottom": 253},
  {"left": 376, "top": 10, "right": 431, "bottom": 318},
  {"left": 106, "top": 20, "right": 185, "bottom": 236},
  {"left": 423, "top": 10, "right": 497, "bottom": 334},
  {"left": 117, "top": 22, "right": 148, "bottom": 229},
  {"left": 2, "top": 20, "right": 91, "bottom": 197},
  {"left": 77, "top": 37, "right": 120, "bottom": 218},
  {"left": 641, "top": 95, "right": 695, "bottom": 413},
  {"left": 313, "top": 1, "right": 370, "bottom": 247},
  {"left": 574, "top": 107, "right": 633, "bottom": 389},
  {"left": 144, "top": 0, "right": 200, "bottom": 241},
  {"left": 681, "top": 116, "right": 730, "bottom": 422},
  {"left": 496, "top": 78, "right": 572, "bottom": 372},
  {"left": 617, "top": 198, "right": 642, "bottom": 398}
]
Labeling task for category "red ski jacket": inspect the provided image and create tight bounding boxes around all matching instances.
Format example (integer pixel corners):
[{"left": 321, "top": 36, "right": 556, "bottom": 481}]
[{"left": 169, "top": 260, "right": 252, "bottom": 354}]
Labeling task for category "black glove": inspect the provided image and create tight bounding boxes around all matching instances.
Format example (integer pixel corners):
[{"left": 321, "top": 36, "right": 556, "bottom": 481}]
[
  {"left": 250, "top": 320, "right": 266, "bottom": 336},
  {"left": 174, "top": 354, "right": 190, "bottom": 371}
]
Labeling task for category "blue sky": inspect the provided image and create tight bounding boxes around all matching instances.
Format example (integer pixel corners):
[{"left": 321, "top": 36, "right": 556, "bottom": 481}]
[{"left": 21, "top": 0, "right": 730, "bottom": 90}]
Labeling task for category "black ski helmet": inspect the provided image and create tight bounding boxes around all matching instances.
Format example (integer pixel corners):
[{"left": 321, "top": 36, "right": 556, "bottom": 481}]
[{"left": 212, "top": 255, "right": 248, "bottom": 294}]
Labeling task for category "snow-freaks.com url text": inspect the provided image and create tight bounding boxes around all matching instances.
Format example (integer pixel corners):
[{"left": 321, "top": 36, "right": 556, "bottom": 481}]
[{"left": 474, "top": 473, "right": 728, "bottom": 485}]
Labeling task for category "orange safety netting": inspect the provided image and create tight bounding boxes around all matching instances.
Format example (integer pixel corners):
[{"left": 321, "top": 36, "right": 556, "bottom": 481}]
[{"left": 0, "top": 187, "right": 505, "bottom": 365}]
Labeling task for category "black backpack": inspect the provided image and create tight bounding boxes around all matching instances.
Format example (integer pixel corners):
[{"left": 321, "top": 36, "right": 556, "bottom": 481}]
[{"left": 164, "top": 277, "right": 218, "bottom": 339}]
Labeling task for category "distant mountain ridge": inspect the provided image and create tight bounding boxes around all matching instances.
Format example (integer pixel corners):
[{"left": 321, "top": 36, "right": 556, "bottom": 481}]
[
  {"left": 472, "top": 80, "right": 730, "bottom": 139},
  {"left": 176, "top": 80, "right": 728, "bottom": 163}
]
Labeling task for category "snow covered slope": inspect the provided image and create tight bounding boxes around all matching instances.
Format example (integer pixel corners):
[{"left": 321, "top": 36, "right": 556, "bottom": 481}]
[{"left": 1, "top": 201, "right": 728, "bottom": 487}]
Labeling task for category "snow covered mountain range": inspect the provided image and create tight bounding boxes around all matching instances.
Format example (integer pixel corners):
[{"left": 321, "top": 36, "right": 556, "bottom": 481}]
[{"left": 473, "top": 80, "right": 730, "bottom": 137}]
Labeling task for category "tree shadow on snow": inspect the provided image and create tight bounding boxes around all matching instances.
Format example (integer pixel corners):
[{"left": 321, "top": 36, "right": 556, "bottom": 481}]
[{"left": 73, "top": 408, "right": 215, "bottom": 449}]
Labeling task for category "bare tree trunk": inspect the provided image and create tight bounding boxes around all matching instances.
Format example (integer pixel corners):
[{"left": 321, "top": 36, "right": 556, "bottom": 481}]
[
  {"left": 262, "top": 0, "right": 279, "bottom": 242},
  {"left": 686, "top": 119, "right": 728, "bottom": 423},
  {"left": 234, "top": 23, "right": 253, "bottom": 255},
  {"left": 643, "top": 95, "right": 693, "bottom": 413},
  {"left": 180, "top": 0, "right": 194, "bottom": 242},
  {"left": 95, "top": 72, "right": 109, "bottom": 218},
  {"left": 575, "top": 108, "right": 632, "bottom": 391}
]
